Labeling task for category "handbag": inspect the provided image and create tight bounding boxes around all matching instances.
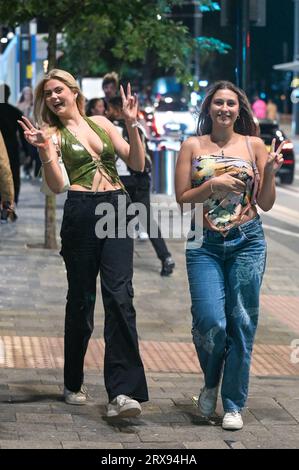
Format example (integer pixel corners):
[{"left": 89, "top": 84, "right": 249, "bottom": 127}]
[{"left": 40, "top": 133, "right": 70, "bottom": 196}]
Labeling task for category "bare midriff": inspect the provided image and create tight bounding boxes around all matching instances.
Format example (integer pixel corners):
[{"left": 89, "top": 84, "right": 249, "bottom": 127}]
[{"left": 70, "top": 170, "right": 122, "bottom": 192}]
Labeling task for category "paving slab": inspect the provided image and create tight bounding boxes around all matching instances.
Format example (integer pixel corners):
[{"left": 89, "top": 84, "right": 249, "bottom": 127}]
[{"left": 1, "top": 180, "right": 299, "bottom": 449}]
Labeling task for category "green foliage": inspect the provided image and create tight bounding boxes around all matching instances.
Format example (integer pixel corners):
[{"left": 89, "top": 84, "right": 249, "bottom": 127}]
[
  {"left": 59, "top": 14, "right": 114, "bottom": 77},
  {"left": 60, "top": 0, "right": 229, "bottom": 83},
  {"left": 0, "top": 0, "right": 231, "bottom": 84},
  {"left": 196, "top": 37, "right": 231, "bottom": 56},
  {"left": 0, "top": 0, "right": 88, "bottom": 27}
]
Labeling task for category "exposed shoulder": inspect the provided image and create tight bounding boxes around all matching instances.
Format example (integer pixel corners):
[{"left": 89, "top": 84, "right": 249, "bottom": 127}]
[
  {"left": 180, "top": 135, "right": 201, "bottom": 151},
  {"left": 89, "top": 115, "right": 112, "bottom": 132},
  {"left": 248, "top": 135, "right": 266, "bottom": 151}
]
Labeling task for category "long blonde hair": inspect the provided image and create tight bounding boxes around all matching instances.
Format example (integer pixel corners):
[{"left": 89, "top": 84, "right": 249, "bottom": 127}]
[{"left": 34, "top": 69, "right": 85, "bottom": 128}]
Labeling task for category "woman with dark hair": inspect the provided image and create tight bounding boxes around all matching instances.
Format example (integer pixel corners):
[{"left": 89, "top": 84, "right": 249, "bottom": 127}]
[
  {"left": 175, "top": 81, "right": 284, "bottom": 430},
  {"left": 17, "top": 86, "right": 34, "bottom": 118},
  {"left": 86, "top": 98, "right": 106, "bottom": 117},
  {"left": 18, "top": 69, "right": 148, "bottom": 418},
  {"left": 17, "top": 86, "right": 41, "bottom": 178}
]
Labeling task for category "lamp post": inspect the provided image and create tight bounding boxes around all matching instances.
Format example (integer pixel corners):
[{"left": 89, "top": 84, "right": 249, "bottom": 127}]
[
  {"left": 241, "top": 0, "right": 250, "bottom": 93},
  {"left": 193, "top": 1, "right": 203, "bottom": 84},
  {"left": 30, "top": 20, "right": 37, "bottom": 89}
]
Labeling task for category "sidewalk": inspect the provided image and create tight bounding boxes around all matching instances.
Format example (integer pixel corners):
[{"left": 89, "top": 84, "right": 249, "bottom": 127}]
[{"left": 0, "top": 180, "right": 299, "bottom": 449}]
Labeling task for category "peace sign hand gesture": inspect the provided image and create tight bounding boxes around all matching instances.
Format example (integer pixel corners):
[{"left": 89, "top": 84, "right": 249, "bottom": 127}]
[
  {"left": 264, "top": 138, "right": 284, "bottom": 175},
  {"left": 17, "top": 116, "right": 49, "bottom": 149},
  {"left": 120, "top": 83, "right": 138, "bottom": 123}
]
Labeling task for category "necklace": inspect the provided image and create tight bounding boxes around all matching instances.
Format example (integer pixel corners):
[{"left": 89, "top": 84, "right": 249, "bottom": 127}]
[
  {"left": 66, "top": 127, "right": 78, "bottom": 138},
  {"left": 211, "top": 135, "right": 233, "bottom": 157},
  {"left": 66, "top": 119, "right": 86, "bottom": 138}
]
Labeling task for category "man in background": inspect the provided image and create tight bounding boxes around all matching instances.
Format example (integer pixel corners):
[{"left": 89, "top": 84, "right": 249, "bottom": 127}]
[
  {"left": 107, "top": 96, "right": 175, "bottom": 277},
  {"left": 102, "top": 72, "right": 119, "bottom": 105}
]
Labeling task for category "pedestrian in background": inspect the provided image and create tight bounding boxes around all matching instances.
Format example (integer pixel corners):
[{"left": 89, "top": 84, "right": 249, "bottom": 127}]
[
  {"left": 18, "top": 69, "right": 148, "bottom": 418},
  {"left": 86, "top": 97, "right": 107, "bottom": 117},
  {"left": 0, "top": 84, "right": 29, "bottom": 204},
  {"left": 0, "top": 130, "right": 16, "bottom": 222},
  {"left": 17, "top": 86, "right": 34, "bottom": 118},
  {"left": 251, "top": 94, "right": 267, "bottom": 120},
  {"left": 102, "top": 72, "right": 119, "bottom": 104},
  {"left": 17, "top": 86, "right": 41, "bottom": 179},
  {"left": 175, "top": 80, "right": 284, "bottom": 430},
  {"left": 107, "top": 96, "right": 175, "bottom": 276},
  {"left": 266, "top": 98, "right": 278, "bottom": 122}
]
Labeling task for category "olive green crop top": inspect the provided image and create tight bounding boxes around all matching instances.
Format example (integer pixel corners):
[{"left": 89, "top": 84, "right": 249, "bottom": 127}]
[{"left": 58, "top": 116, "right": 124, "bottom": 190}]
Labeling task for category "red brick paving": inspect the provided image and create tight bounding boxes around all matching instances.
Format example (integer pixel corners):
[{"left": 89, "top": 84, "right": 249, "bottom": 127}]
[
  {"left": 1, "top": 335, "right": 299, "bottom": 376},
  {"left": 260, "top": 295, "right": 299, "bottom": 333},
  {"left": 1, "top": 295, "right": 299, "bottom": 376}
]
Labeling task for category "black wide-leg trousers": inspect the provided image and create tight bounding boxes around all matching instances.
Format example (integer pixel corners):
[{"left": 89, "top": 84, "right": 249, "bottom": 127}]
[{"left": 60, "top": 189, "right": 148, "bottom": 403}]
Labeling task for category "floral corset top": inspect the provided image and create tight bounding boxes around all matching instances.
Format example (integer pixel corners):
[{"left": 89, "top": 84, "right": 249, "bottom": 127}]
[{"left": 191, "top": 155, "right": 258, "bottom": 232}]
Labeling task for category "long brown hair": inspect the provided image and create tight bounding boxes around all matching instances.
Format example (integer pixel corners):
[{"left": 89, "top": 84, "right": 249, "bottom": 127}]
[
  {"left": 197, "top": 81, "right": 258, "bottom": 136},
  {"left": 34, "top": 69, "right": 85, "bottom": 127}
]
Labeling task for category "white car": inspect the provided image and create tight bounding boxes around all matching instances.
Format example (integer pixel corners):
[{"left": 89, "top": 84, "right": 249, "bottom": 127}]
[{"left": 151, "top": 99, "right": 197, "bottom": 139}]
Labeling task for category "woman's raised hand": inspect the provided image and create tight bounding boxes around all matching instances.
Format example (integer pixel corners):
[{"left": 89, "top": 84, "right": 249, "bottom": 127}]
[
  {"left": 17, "top": 116, "right": 49, "bottom": 149},
  {"left": 264, "top": 138, "right": 284, "bottom": 175},
  {"left": 120, "top": 83, "right": 138, "bottom": 122}
]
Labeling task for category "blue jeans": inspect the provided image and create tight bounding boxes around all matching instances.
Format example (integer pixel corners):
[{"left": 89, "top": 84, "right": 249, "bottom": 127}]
[{"left": 186, "top": 216, "right": 267, "bottom": 412}]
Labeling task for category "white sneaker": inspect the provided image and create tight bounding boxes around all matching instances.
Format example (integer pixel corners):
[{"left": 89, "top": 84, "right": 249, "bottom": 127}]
[
  {"left": 222, "top": 411, "right": 243, "bottom": 430},
  {"left": 193, "top": 385, "right": 219, "bottom": 417},
  {"left": 138, "top": 231, "right": 149, "bottom": 241},
  {"left": 64, "top": 385, "right": 88, "bottom": 405},
  {"left": 107, "top": 394, "right": 142, "bottom": 418}
]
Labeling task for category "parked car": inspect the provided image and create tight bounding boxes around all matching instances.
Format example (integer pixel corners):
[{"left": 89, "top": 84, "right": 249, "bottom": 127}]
[
  {"left": 258, "top": 119, "right": 295, "bottom": 184},
  {"left": 149, "top": 97, "right": 197, "bottom": 139}
]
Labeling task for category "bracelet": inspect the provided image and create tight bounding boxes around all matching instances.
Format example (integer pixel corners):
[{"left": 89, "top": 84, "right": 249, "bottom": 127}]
[
  {"left": 41, "top": 157, "right": 53, "bottom": 165},
  {"left": 210, "top": 181, "right": 214, "bottom": 193},
  {"left": 130, "top": 121, "right": 141, "bottom": 129},
  {"left": 38, "top": 139, "right": 50, "bottom": 149}
]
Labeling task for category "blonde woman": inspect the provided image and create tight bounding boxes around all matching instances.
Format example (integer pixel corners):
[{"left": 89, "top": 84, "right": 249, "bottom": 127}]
[{"left": 18, "top": 69, "right": 148, "bottom": 418}]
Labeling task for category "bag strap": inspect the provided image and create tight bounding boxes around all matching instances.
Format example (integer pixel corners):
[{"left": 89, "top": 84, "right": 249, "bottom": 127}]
[
  {"left": 246, "top": 136, "right": 260, "bottom": 204},
  {"left": 51, "top": 133, "right": 62, "bottom": 159},
  {"left": 245, "top": 135, "right": 255, "bottom": 164}
]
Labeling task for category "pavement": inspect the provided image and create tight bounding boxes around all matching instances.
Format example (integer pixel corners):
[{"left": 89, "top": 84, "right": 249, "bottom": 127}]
[{"left": 0, "top": 173, "right": 299, "bottom": 451}]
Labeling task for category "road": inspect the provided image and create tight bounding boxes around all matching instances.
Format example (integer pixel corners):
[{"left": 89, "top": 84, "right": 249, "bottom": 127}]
[{"left": 260, "top": 143, "right": 299, "bottom": 254}]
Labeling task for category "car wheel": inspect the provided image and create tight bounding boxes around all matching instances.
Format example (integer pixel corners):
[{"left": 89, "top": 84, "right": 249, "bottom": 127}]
[{"left": 280, "top": 173, "right": 294, "bottom": 184}]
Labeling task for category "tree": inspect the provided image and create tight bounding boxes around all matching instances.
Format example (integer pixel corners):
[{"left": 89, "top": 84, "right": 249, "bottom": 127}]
[{"left": 60, "top": 0, "right": 230, "bottom": 84}]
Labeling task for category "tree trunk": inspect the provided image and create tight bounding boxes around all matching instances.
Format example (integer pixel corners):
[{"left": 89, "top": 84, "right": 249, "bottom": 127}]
[{"left": 44, "top": 23, "right": 58, "bottom": 249}]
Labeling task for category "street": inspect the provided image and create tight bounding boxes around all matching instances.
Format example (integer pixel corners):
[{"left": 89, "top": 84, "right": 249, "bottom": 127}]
[
  {"left": 0, "top": 145, "right": 299, "bottom": 449},
  {"left": 1, "top": 0, "right": 299, "bottom": 453},
  {"left": 261, "top": 172, "right": 299, "bottom": 254}
]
